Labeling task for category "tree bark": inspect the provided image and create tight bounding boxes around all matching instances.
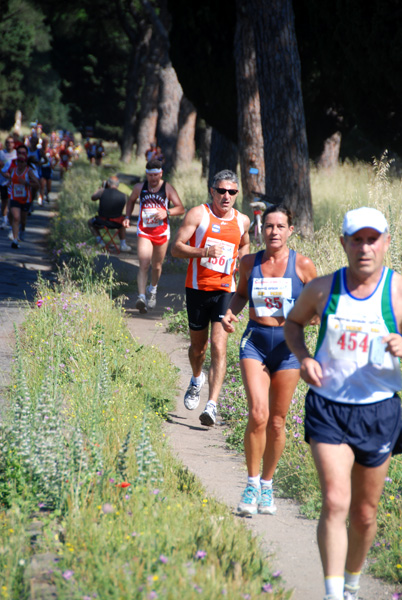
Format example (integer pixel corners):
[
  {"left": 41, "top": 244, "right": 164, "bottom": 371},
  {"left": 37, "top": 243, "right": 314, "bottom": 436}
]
[
  {"left": 317, "top": 131, "right": 341, "bottom": 170},
  {"left": 246, "top": 0, "right": 313, "bottom": 236},
  {"left": 208, "top": 128, "right": 238, "bottom": 191},
  {"left": 136, "top": 36, "right": 162, "bottom": 160},
  {"left": 234, "top": 1, "right": 265, "bottom": 214},
  {"left": 175, "top": 96, "right": 197, "bottom": 170},
  {"left": 198, "top": 120, "right": 212, "bottom": 179},
  {"left": 156, "top": 62, "right": 183, "bottom": 173},
  {"left": 118, "top": 14, "right": 152, "bottom": 163}
]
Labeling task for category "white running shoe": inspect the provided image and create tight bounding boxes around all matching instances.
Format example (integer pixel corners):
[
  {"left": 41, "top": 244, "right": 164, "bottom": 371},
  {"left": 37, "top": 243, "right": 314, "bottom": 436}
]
[
  {"left": 8, "top": 230, "right": 13, "bottom": 240},
  {"left": 258, "top": 485, "right": 277, "bottom": 515},
  {"left": 183, "top": 372, "right": 206, "bottom": 410},
  {"left": 344, "top": 586, "right": 359, "bottom": 600},
  {"left": 135, "top": 295, "right": 147, "bottom": 314},
  {"left": 146, "top": 285, "right": 157, "bottom": 309},
  {"left": 120, "top": 240, "right": 131, "bottom": 252},
  {"left": 199, "top": 400, "right": 217, "bottom": 426},
  {"left": 237, "top": 484, "right": 261, "bottom": 516}
]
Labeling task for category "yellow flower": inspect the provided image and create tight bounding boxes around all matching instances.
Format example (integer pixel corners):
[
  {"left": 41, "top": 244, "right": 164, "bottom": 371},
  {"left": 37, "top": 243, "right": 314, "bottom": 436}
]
[
  {"left": 397, "top": 564, "right": 402, "bottom": 569},
  {"left": 390, "top": 495, "right": 395, "bottom": 500}
]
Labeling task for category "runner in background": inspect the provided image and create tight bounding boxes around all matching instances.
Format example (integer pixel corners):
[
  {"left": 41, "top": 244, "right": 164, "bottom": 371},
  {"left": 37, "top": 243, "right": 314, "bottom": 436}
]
[
  {"left": 126, "top": 159, "right": 184, "bottom": 313},
  {"left": 0, "top": 136, "right": 17, "bottom": 229}
]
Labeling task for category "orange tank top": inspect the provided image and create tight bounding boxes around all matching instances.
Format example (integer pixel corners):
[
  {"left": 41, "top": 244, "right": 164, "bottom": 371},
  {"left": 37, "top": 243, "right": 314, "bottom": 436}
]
[{"left": 185, "top": 203, "right": 244, "bottom": 292}]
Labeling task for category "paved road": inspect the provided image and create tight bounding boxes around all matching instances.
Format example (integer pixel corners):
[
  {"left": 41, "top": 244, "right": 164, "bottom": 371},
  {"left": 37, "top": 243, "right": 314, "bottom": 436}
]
[{"left": 0, "top": 193, "right": 55, "bottom": 418}]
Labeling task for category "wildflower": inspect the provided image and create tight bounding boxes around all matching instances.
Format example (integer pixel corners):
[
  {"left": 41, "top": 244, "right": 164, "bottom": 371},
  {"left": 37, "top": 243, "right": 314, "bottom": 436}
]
[
  {"left": 194, "top": 585, "right": 203, "bottom": 593},
  {"left": 195, "top": 550, "right": 207, "bottom": 560},
  {"left": 152, "top": 489, "right": 160, "bottom": 495},
  {"left": 62, "top": 570, "right": 74, "bottom": 580},
  {"left": 102, "top": 503, "right": 114, "bottom": 514},
  {"left": 273, "top": 570, "right": 282, "bottom": 577},
  {"left": 148, "top": 592, "right": 158, "bottom": 599},
  {"left": 159, "top": 555, "right": 168, "bottom": 564},
  {"left": 397, "top": 564, "right": 402, "bottom": 569},
  {"left": 37, "top": 299, "right": 44, "bottom": 307},
  {"left": 262, "top": 583, "right": 273, "bottom": 592},
  {"left": 117, "top": 482, "right": 131, "bottom": 488}
]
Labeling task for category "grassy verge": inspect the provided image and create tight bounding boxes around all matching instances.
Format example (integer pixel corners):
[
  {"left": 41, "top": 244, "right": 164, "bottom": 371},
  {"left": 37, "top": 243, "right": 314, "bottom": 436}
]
[
  {"left": 166, "top": 155, "right": 402, "bottom": 584},
  {"left": 0, "top": 159, "right": 290, "bottom": 598}
]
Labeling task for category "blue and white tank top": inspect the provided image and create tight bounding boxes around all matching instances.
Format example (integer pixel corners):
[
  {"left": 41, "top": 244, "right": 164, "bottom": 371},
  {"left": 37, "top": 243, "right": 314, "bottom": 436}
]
[
  {"left": 248, "top": 249, "right": 304, "bottom": 318},
  {"left": 311, "top": 267, "right": 401, "bottom": 404}
]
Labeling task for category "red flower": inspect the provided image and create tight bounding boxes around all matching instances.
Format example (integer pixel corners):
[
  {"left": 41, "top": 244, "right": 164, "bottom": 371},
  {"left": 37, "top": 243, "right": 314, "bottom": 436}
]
[{"left": 117, "top": 482, "right": 131, "bottom": 488}]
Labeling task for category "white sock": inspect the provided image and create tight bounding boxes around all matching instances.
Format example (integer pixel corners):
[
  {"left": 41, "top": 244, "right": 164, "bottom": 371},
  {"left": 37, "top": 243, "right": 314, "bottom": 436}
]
[
  {"left": 344, "top": 570, "right": 360, "bottom": 588},
  {"left": 138, "top": 293, "right": 146, "bottom": 300},
  {"left": 192, "top": 373, "right": 204, "bottom": 385},
  {"left": 247, "top": 475, "right": 260, "bottom": 488},
  {"left": 324, "top": 576, "right": 344, "bottom": 599},
  {"left": 260, "top": 478, "right": 273, "bottom": 488},
  {"left": 149, "top": 284, "right": 157, "bottom": 293}
]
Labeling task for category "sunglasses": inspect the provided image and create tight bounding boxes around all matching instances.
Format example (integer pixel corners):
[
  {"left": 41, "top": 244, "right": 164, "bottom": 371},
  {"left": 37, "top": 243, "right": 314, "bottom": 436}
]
[{"left": 214, "top": 187, "right": 238, "bottom": 196}]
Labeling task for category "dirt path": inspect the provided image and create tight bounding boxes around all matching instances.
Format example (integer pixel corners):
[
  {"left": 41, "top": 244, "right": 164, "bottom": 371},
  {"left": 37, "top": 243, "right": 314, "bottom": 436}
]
[{"left": 119, "top": 227, "right": 400, "bottom": 600}]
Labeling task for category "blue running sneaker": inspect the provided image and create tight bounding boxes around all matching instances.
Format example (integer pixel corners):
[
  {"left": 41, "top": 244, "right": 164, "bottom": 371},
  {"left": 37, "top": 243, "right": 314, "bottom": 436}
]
[{"left": 237, "top": 485, "right": 260, "bottom": 516}]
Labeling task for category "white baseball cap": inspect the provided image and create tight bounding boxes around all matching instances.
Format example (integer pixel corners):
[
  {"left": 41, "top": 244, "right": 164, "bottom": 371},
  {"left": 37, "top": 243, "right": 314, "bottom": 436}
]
[{"left": 342, "top": 207, "right": 388, "bottom": 236}]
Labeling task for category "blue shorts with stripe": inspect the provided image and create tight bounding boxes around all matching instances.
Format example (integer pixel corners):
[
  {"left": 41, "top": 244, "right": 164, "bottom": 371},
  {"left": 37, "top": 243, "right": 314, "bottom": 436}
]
[
  {"left": 239, "top": 319, "right": 300, "bottom": 372},
  {"left": 305, "top": 389, "right": 402, "bottom": 467}
]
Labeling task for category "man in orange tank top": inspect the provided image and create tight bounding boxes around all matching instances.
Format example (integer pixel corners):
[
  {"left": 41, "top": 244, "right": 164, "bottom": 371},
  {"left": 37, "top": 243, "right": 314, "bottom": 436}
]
[{"left": 171, "top": 169, "right": 250, "bottom": 426}]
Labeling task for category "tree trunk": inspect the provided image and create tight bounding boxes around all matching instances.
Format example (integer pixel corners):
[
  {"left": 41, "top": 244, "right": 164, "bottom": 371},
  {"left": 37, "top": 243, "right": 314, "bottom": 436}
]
[
  {"left": 175, "top": 96, "right": 196, "bottom": 170},
  {"left": 136, "top": 32, "right": 164, "bottom": 160},
  {"left": 246, "top": 0, "right": 313, "bottom": 236},
  {"left": 120, "top": 26, "right": 152, "bottom": 163},
  {"left": 208, "top": 128, "right": 238, "bottom": 191},
  {"left": 198, "top": 120, "right": 212, "bottom": 179},
  {"left": 234, "top": 1, "right": 265, "bottom": 214},
  {"left": 156, "top": 62, "right": 183, "bottom": 174},
  {"left": 317, "top": 131, "right": 341, "bottom": 170}
]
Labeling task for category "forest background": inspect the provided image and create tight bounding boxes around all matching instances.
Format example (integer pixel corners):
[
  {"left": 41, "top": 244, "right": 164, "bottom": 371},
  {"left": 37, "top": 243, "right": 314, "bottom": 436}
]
[{"left": 1, "top": 0, "right": 401, "bottom": 233}]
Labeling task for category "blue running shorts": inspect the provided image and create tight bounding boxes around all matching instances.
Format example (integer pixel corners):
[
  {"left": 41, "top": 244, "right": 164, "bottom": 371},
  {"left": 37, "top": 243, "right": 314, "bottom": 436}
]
[
  {"left": 239, "top": 319, "right": 299, "bottom": 372},
  {"left": 305, "top": 389, "right": 402, "bottom": 467}
]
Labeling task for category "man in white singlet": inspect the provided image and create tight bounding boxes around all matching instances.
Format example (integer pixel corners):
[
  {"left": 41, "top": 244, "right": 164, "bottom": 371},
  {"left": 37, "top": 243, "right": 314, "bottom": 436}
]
[{"left": 284, "top": 207, "right": 402, "bottom": 600}]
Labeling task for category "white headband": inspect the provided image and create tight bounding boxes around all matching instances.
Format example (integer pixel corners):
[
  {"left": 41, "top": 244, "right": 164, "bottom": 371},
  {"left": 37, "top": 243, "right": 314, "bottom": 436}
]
[{"left": 146, "top": 168, "right": 162, "bottom": 174}]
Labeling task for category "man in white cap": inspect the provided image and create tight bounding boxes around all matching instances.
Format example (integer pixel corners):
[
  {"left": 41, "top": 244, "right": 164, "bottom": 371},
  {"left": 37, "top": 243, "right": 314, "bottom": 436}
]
[{"left": 284, "top": 207, "right": 402, "bottom": 600}]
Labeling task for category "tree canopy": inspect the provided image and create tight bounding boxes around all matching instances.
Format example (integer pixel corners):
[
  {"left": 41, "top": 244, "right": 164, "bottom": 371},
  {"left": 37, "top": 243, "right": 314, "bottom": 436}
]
[{"left": 1, "top": 0, "right": 402, "bottom": 159}]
